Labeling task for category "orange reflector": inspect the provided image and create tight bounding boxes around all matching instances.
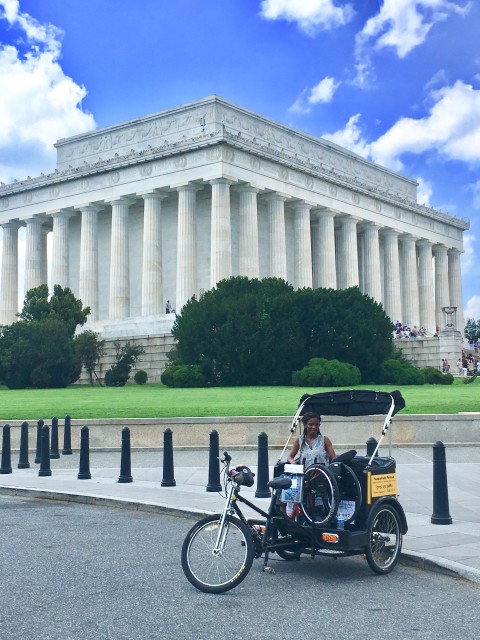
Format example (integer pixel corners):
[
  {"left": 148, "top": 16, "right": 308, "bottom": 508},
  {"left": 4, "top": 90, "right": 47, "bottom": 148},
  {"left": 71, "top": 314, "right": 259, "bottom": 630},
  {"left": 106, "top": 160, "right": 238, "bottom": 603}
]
[{"left": 322, "top": 533, "right": 339, "bottom": 543}]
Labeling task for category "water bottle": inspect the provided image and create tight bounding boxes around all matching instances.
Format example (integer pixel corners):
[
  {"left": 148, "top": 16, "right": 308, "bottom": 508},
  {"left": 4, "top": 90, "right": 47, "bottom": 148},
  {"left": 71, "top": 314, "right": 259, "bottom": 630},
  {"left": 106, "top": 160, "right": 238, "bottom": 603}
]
[{"left": 336, "top": 517, "right": 345, "bottom": 530}]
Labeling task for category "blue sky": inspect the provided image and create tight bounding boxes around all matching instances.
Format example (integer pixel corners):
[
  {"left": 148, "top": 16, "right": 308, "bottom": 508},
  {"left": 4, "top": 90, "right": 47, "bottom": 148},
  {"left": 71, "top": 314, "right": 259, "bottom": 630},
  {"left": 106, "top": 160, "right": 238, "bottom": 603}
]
[{"left": 0, "top": 0, "right": 479, "bottom": 320}]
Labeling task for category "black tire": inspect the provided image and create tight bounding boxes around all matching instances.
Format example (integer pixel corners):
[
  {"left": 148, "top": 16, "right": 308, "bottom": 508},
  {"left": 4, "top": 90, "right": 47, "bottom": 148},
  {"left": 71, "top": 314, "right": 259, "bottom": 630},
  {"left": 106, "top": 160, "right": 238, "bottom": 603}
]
[
  {"left": 181, "top": 514, "right": 254, "bottom": 593},
  {"left": 365, "top": 504, "right": 402, "bottom": 575},
  {"left": 301, "top": 464, "right": 339, "bottom": 526},
  {"left": 276, "top": 548, "right": 302, "bottom": 561}
]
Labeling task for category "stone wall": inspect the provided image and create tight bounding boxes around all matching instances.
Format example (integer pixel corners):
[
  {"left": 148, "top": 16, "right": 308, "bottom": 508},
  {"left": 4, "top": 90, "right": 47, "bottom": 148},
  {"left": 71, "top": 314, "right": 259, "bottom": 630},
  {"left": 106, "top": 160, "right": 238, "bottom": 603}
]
[{"left": 396, "top": 331, "right": 462, "bottom": 370}]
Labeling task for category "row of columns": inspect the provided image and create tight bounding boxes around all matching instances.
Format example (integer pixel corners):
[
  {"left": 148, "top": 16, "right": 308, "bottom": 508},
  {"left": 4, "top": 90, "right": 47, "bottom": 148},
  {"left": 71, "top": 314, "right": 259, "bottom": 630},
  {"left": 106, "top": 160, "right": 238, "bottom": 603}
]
[{"left": 0, "top": 182, "right": 464, "bottom": 333}]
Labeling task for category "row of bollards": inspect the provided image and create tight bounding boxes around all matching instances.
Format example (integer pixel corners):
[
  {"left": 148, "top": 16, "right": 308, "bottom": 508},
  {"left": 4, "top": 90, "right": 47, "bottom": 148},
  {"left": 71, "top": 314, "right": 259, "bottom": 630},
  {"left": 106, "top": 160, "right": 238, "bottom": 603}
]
[{"left": 0, "top": 423, "right": 452, "bottom": 524}]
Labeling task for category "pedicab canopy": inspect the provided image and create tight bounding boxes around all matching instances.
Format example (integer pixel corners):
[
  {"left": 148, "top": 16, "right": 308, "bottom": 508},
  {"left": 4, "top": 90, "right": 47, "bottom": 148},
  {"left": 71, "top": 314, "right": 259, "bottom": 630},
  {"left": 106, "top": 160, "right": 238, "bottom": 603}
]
[{"left": 298, "top": 390, "right": 405, "bottom": 418}]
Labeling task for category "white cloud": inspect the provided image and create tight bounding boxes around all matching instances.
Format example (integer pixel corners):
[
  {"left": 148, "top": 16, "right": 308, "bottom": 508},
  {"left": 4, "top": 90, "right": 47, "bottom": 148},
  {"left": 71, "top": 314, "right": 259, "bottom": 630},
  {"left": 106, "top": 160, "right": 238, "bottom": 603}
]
[
  {"left": 470, "top": 180, "right": 480, "bottom": 210},
  {"left": 416, "top": 177, "right": 432, "bottom": 206},
  {"left": 461, "top": 233, "right": 477, "bottom": 275},
  {"left": 354, "top": 1, "right": 470, "bottom": 87},
  {"left": 465, "top": 295, "right": 480, "bottom": 320},
  {"left": 0, "top": 1, "right": 95, "bottom": 184},
  {"left": 322, "top": 113, "right": 371, "bottom": 158},
  {"left": 260, "top": 0, "right": 354, "bottom": 35},
  {"left": 289, "top": 76, "right": 340, "bottom": 113},
  {"left": 370, "top": 80, "right": 480, "bottom": 170}
]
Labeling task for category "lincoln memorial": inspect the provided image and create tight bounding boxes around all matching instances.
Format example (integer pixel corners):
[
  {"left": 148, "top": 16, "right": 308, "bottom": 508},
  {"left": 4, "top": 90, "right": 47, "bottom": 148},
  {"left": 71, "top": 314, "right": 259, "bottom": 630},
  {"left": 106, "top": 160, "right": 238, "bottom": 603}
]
[{"left": 0, "top": 96, "right": 468, "bottom": 376}]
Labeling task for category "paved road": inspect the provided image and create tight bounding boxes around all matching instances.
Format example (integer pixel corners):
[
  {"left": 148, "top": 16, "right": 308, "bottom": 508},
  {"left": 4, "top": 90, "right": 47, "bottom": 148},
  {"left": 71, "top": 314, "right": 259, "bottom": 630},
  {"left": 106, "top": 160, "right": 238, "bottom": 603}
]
[{"left": 1, "top": 495, "right": 479, "bottom": 640}]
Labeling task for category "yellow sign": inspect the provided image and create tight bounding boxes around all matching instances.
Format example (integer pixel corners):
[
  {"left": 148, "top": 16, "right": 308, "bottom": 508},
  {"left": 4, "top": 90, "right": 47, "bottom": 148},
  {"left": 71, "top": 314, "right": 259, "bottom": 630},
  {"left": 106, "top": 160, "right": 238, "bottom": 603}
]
[{"left": 368, "top": 472, "right": 398, "bottom": 503}]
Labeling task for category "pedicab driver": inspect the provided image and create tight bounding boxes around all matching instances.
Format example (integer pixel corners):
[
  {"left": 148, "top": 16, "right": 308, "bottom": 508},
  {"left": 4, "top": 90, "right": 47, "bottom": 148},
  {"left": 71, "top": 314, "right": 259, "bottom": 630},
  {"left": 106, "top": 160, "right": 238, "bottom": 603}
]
[{"left": 287, "top": 411, "right": 336, "bottom": 467}]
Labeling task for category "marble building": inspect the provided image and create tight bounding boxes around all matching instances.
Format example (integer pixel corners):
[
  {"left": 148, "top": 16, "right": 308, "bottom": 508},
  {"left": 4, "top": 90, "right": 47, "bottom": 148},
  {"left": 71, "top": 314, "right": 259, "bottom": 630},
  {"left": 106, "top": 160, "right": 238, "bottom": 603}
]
[{"left": 0, "top": 96, "right": 469, "bottom": 347}]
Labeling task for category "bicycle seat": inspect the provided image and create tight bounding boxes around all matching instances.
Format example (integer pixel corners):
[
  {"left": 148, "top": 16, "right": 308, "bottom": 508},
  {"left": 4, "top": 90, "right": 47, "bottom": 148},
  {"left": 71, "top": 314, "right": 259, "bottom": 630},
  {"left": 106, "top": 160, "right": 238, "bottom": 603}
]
[{"left": 268, "top": 477, "right": 292, "bottom": 490}]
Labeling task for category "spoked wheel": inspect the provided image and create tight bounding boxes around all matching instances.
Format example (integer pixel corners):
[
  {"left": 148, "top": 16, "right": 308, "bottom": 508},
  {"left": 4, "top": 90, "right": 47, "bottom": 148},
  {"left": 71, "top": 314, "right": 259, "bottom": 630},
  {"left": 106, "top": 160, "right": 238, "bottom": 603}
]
[
  {"left": 301, "top": 464, "right": 339, "bottom": 526},
  {"left": 276, "top": 548, "right": 302, "bottom": 561},
  {"left": 366, "top": 505, "right": 402, "bottom": 575},
  {"left": 181, "top": 514, "right": 254, "bottom": 593}
]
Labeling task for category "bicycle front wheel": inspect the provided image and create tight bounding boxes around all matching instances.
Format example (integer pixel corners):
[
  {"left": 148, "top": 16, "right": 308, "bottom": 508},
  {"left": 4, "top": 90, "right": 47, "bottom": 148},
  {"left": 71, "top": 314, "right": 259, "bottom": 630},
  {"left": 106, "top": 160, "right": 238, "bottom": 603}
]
[{"left": 181, "top": 514, "right": 254, "bottom": 593}]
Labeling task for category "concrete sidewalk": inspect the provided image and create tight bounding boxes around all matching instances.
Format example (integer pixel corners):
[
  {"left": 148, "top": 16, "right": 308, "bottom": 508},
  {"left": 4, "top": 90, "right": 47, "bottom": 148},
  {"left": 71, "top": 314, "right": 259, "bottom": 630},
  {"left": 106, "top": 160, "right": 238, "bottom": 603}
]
[{"left": 1, "top": 449, "right": 480, "bottom": 585}]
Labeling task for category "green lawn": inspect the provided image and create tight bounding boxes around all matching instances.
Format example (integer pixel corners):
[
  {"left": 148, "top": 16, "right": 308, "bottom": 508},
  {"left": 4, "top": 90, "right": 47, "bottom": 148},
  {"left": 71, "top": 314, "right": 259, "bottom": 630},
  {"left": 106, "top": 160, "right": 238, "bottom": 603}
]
[{"left": 0, "top": 379, "right": 478, "bottom": 420}]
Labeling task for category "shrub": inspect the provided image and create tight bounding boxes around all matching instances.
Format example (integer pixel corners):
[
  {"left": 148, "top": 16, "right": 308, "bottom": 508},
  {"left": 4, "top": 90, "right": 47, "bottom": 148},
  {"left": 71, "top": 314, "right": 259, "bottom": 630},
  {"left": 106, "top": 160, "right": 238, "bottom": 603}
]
[
  {"left": 134, "top": 370, "right": 148, "bottom": 385},
  {"left": 161, "top": 364, "right": 206, "bottom": 387},
  {"left": 104, "top": 341, "right": 145, "bottom": 387},
  {"left": 292, "top": 358, "right": 361, "bottom": 387},
  {"left": 463, "top": 372, "right": 478, "bottom": 384},
  {"left": 423, "top": 367, "right": 454, "bottom": 385},
  {"left": 161, "top": 365, "right": 183, "bottom": 387},
  {"left": 379, "top": 359, "right": 425, "bottom": 385}
]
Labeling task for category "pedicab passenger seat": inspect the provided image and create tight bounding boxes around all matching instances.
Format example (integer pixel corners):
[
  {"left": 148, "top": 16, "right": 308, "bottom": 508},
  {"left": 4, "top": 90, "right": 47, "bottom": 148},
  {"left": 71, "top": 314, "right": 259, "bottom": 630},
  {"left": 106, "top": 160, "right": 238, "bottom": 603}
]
[{"left": 344, "top": 455, "right": 396, "bottom": 482}]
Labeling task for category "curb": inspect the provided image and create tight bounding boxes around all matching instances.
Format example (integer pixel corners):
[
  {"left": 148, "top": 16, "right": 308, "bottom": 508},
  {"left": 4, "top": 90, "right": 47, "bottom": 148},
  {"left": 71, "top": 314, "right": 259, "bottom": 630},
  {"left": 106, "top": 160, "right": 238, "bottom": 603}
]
[{"left": 400, "top": 550, "right": 480, "bottom": 584}]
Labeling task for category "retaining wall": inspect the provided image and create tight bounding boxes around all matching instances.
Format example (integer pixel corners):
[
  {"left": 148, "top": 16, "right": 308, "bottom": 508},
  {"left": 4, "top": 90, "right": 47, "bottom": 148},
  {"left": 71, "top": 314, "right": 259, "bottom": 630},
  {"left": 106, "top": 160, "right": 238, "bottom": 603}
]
[{"left": 4, "top": 414, "right": 480, "bottom": 450}]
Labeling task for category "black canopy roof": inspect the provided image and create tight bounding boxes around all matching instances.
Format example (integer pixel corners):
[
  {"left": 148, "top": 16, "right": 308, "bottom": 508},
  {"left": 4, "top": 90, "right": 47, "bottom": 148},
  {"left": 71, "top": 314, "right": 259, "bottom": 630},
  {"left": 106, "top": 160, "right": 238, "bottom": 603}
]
[{"left": 298, "top": 390, "right": 405, "bottom": 417}]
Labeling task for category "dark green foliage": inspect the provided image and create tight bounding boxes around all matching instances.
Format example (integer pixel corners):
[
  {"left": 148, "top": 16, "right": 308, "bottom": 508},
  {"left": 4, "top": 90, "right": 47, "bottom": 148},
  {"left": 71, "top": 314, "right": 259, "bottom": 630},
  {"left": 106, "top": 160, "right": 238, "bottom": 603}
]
[
  {"left": 0, "top": 285, "right": 90, "bottom": 389},
  {"left": 161, "top": 364, "right": 206, "bottom": 387},
  {"left": 464, "top": 318, "right": 480, "bottom": 343},
  {"left": 18, "top": 284, "right": 90, "bottom": 337},
  {"left": 423, "top": 367, "right": 454, "bottom": 385},
  {"left": 0, "top": 318, "right": 81, "bottom": 389},
  {"left": 171, "top": 277, "right": 394, "bottom": 386},
  {"left": 379, "top": 359, "right": 425, "bottom": 385},
  {"left": 292, "top": 358, "right": 361, "bottom": 387},
  {"left": 104, "top": 341, "right": 145, "bottom": 387},
  {"left": 463, "top": 372, "right": 478, "bottom": 384},
  {"left": 134, "top": 370, "right": 148, "bottom": 385},
  {"left": 74, "top": 330, "right": 106, "bottom": 385}
]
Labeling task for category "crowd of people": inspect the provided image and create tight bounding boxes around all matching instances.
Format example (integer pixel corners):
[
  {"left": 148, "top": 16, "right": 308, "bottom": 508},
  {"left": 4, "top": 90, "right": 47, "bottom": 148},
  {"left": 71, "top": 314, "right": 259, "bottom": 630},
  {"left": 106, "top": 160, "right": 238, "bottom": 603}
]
[
  {"left": 394, "top": 321, "right": 429, "bottom": 339},
  {"left": 456, "top": 352, "right": 480, "bottom": 377}
]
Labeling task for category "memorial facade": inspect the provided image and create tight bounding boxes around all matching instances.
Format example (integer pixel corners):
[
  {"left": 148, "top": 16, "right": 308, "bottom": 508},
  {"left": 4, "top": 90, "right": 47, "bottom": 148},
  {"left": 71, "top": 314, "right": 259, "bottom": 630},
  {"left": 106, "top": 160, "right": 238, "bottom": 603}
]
[{"left": 0, "top": 96, "right": 469, "bottom": 339}]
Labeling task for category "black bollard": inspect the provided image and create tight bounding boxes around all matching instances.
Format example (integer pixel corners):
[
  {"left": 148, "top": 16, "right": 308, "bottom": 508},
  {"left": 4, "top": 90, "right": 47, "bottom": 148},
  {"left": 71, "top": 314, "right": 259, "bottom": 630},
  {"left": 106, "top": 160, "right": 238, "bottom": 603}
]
[
  {"left": 0, "top": 424, "right": 13, "bottom": 474},
  {"left": 206, "top": 430, "right": 222, "bottom": 492},
  {"left": 366, "top": 437, "right": 378, "bottom": 457},
  {"left": 431, "top": 440, "right": 452, "bottom": 525},
  {"left": 77, "top": 426, "right": 91, "bottom": 480},
  {"left": 34, "top": 419, "right": 44, "bottom": 463},
  {"left": 38, "top": 425, "right": 52, "bottom": 477},
  {"left": 50, "top": 417, "right": 60, "bottom": 459},
  {"left": 62, "top": 415, "right": 72, "bottom": 455},
  {"left": 18, "top": 421, "right": 30, "bottom": 469},
  {"left": 161, "top": 428, "right": 176, "bottom": 487},
  {"left": 118, "top": 427, "right": 133, "bottom": 483},
  {"left": 255, "top": 432, "right": 271, "bottom": 498}
]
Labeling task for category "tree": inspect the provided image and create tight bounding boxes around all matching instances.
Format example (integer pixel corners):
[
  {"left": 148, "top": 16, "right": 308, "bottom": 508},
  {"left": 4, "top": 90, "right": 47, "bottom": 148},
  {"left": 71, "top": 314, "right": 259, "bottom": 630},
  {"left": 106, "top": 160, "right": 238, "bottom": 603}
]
[
  {"left": 0, "top": 318, "right": 81, "bottom": 389},
  {"left": 104, "top": 341, "right": 145, "bottom": 387},
  {"left": 0, "top": 285, "right": 90, "bottom": 389},
  {"left": 465, "top": 318, "right": 480, "bottom": 343},
  {"left": 171, "top": 277, "right": 395, "bottom": 385},
  {"left": 74, "top": 330, "right": 106, "bottom": 385}
]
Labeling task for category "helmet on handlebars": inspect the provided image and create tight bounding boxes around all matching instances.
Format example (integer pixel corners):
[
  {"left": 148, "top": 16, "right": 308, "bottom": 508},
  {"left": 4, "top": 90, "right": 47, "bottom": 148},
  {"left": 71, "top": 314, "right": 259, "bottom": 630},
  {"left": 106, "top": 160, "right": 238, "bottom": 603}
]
[{"left": 231, "top": 465, "right": 255, "bottom": 487}]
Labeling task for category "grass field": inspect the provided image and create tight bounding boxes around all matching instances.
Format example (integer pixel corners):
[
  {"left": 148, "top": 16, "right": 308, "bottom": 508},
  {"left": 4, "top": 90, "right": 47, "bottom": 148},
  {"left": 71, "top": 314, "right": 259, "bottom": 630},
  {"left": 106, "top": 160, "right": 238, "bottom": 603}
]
[{"left": 0, "top": 379, "right": 478, "bottom": 420}]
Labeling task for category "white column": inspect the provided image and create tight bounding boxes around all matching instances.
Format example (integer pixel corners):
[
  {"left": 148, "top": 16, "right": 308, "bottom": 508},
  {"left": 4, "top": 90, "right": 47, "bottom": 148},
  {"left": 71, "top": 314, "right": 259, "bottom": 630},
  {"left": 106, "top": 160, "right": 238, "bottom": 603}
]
[
  {"left": 362, "top": 223, "right": 382, "bottom": 302},
  {"left": 176, "top": 185, "right": 199, "bottom": 310},
  {"left": 311, "top": 219, "right": 319, "bottom": 289},
  {"left": 417, "top": 240, "right": 435, "bottom": 334},
  {"left": 264, "top": 194, "right": 287, "bottom": 280},
  {"left": 238, "top": 186, "right": 260, "bottom": 279},
  {"left": 140, "top": 192, "right": 166, "bottom": 316},
  {"left": 400, "top": 234, "right": 420, "bottom": 327},
  {"left": 338, "top": 215, "right": 359, "bottom": 289},
  {"left": 79, "top": 204, "right": 101, "bottom": 321},
  {"left": 448, "top": 248, "right": 464, "bottom": 333},
  {"left": 433, "top": 244, "right": 450, "bottom": 330},
  {"left": 109, "top": 198, "right": 132, "bottom": 320},
  {"left": 51, "top": 211, "right": 75, "bottom": 289},
  {"left": 24, "top": 217, "right": 44, "bottom": 293},
  {"left": 0, "top": 221, "right": 21, "bottom": 324},
  {"left": 315, "top": 209, "right": 336, "bottom": 289},
  {"left": 292, "top": 202, "right": 312, "bottom": 289},
  {"left": 210, "top": 178, "right": 232, "bottom": 287},
  {"left": 382, "top": 229, "right": 402, "bottom": 323}
]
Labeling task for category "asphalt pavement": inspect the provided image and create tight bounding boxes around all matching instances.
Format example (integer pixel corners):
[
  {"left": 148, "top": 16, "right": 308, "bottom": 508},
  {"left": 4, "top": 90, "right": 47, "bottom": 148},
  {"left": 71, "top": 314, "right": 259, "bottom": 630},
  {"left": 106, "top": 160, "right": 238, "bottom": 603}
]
[{"left": 1, "top": 445, "right": 479, "bottom": 585}]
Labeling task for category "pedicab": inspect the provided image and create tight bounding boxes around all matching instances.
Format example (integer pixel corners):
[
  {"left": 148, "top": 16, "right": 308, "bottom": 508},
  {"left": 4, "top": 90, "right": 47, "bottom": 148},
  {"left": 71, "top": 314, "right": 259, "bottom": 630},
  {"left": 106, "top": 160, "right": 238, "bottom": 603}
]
[{"left": 181, "top": 389, "right": 408, "bottom": 593}]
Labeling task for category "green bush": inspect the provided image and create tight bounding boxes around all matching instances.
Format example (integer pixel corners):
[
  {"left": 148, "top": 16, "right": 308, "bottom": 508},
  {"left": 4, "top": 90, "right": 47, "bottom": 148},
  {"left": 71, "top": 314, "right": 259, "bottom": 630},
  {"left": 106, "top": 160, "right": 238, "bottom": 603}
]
[
  {"left": 379, "top": 359, "right": 425, "bottom": 385},
  {"left": 292, "top": 358, "right": 361, "bottom": 387},
  {"left": 104, "top": 341, "right": 145, "bottom": 387},
  {"left": 463, "top": 372, "right": 478, "bottom": 384},
  {"left": 134, "top": 370, "right": 148, "bottom": 385},
  {"left": 161, "top": 365, "right": 183, "bottom": 387},
  {"left": 423, "top": 367, "right": 454, "bottom": 385},
  {"left": 161, "top": 364, "right": 206, "bottom": 388}
]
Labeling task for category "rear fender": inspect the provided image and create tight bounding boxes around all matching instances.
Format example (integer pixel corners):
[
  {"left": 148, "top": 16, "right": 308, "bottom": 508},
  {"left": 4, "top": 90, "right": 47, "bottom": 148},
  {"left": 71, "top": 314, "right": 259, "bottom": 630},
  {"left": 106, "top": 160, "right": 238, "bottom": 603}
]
[{"left": 370, "top": 496, "right": 408, "bottom": 534}]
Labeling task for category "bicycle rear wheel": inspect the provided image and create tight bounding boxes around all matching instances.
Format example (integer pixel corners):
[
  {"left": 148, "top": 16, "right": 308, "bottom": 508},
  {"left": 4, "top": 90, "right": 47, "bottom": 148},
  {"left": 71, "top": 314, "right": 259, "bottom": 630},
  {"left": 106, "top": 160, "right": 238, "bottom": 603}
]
[{"left": 181, "top": 514, "right": 254, "bottom": 593}]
